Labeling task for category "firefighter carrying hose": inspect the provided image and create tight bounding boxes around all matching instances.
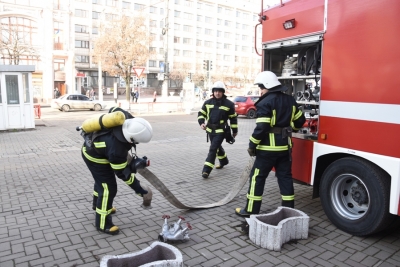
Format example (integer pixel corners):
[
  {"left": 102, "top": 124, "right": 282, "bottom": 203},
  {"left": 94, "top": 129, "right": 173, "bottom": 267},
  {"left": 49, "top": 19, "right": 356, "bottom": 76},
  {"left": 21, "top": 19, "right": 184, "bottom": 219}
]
[
  {"left": 198, "top": 81, "right": 238, "bottom": 179},
  {"left": 81, "top": 107, "right": 153, "bottom": 235},
  {"left": 235, "top": 71, "right": 306, "bottom": 216}
]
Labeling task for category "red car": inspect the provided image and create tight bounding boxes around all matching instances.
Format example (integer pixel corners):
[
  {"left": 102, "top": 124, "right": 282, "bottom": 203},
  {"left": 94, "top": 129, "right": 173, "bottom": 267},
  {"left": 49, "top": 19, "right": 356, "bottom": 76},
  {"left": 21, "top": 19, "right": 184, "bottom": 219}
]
[{"left": 233, "top": 96, "right": 259, "bottom": 119}]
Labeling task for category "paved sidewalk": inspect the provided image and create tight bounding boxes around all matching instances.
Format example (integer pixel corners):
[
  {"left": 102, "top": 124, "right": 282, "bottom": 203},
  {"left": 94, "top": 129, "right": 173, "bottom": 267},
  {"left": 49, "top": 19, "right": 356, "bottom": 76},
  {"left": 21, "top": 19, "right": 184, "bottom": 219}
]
[{"left": 1, "top": 110, "right": 400, "bottom": 267}]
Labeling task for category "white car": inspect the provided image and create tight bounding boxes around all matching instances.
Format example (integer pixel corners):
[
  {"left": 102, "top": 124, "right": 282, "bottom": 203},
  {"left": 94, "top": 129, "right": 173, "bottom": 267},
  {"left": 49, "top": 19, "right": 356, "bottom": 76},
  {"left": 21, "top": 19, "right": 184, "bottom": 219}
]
[{"left": 51, "top": 94, "right": 107, "bottom": 112}]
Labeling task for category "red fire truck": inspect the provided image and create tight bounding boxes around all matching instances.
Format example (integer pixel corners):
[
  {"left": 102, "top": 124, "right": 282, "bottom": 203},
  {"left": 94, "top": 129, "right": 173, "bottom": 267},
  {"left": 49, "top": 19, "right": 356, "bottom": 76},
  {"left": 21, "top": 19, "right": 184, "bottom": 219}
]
[{"left": 257, "top": 0, "right": 400, "bottom": 236}]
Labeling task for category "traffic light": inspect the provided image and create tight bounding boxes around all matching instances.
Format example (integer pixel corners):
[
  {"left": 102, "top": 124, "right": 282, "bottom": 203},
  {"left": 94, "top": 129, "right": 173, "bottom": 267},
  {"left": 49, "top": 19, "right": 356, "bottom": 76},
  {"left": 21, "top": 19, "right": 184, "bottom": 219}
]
[
  {"left": 203, "top": 60, "right": 208, "bottom": 70},
  {"left": 209, "top": 61, "right": 213, "bottom": 70}
]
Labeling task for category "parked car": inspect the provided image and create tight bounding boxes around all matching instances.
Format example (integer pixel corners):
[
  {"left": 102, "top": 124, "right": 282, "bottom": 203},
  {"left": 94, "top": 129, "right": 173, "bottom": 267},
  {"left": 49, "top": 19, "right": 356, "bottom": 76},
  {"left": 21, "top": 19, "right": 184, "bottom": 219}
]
[
  {"left": 233, "top": 96, "right": 259, "bottom": 119},
  {"left": 51, "top": 94, "right": 107, "bottom": 112}
]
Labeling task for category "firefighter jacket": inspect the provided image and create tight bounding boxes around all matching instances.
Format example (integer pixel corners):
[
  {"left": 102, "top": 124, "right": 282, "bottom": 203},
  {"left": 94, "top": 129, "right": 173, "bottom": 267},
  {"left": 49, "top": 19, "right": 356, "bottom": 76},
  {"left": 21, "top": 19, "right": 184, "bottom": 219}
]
[
  {"left": 81, "top": 127, "right": 135, "bottom": 184},
  {"left": 249, "top": 89, "right": 305, "bottom": 152},
  {"left": 198, "top": 96, "right": 238, "bottom": 135}
]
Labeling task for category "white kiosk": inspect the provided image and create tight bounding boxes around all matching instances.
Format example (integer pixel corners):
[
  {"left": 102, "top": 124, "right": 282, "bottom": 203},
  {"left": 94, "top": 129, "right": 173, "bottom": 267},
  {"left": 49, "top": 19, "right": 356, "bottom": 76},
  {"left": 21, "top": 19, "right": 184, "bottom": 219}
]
[{"left": 0, "top": 65, "right": 36, "bottom": 130}]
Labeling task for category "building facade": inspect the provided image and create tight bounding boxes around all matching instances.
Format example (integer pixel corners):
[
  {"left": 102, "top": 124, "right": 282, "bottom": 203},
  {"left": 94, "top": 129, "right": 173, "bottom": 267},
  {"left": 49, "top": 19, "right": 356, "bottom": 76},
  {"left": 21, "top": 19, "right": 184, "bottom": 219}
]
[{"left": 0, "top": 0, "right": 278, "bottom": 104}]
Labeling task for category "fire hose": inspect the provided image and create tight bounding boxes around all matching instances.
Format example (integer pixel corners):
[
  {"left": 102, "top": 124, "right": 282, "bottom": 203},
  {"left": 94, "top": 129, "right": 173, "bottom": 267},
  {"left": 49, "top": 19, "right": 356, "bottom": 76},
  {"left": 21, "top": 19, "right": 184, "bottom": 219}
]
[{"left": 137, "top": 157, "right": 255, "bottom": 209}]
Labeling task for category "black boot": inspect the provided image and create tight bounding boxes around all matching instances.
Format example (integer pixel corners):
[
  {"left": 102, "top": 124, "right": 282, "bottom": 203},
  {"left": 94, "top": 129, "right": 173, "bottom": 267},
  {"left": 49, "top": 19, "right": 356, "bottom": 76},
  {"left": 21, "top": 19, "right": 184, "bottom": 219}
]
[
  {"left": 96, "top": 214, "right": 119, "bottom": 235},
  {"left": 282, "top": 200, "right": 295, "bottom": 208}
]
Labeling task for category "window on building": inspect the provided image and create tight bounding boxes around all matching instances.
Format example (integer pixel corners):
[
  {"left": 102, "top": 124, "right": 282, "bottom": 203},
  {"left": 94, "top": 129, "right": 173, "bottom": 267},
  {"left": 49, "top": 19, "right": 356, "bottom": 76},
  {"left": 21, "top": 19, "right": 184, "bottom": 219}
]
[
  {"left": 216, "top": 42, "right": 221, "bottom": 49},
  {"left": 205, "top": 4, "right": 212, "bottom": 11},
  {"left": 149, "top": 60, "right": 157, "bottom": 67},
  {"left": 159, "top": 20, "right": 164, "bottom": 28},
  {"left": 150, "top": 6, "right": 157, "bottom": 13},
  {"left": 122, "top": 1, "right": 130, "bottom": 8},
  {"left": 224, "top": 20, "right": 231, "bottom": 27},
  {"left": 242, "top": 46, "right": 249, "bottom": 52},
  {"left": 92, "top": 27, "right": 98, "bottom": 34},
  {"left": 243, "top": 12, "right": 249, "bottom": 19},
  {"left": 224, "top": 43, "right": 231, "bottom": 49},
  {"left": 183, "top": 38, "right": 192, "bottom": 44},
  {"left": 225, "top": 8, "right": 232, "bottom": 15},
  {"left": 196, "top": 39, "right": 201, "bottom": 46},
  {"left": 216, "top": 54, "right": 221, "bottom": 60},
  {"left": 184, "top": 1, "right": 193, "bottom": 7},
  {"left": 204, "top": 28, "right": 212, "bottom": 35},
  {"left": 92, "top": 11, "right": 100, "bottom": 19},
  {"left": 174, "top": 0, "right": 180, "bottom": 4},
  {"left": 236, "top": 22, "right": 240, "bottom": 29},
  {"left": 242, "top": 35, "right": 248, "bottom": 41},
  {"left": 174, "top": 36, "right": 180, "bottom": 43},
  {"left": 196, "top": 27, "right": 201, "bottom": 34},
  {"left": 134, "top": 3, "right": 144, "bottom": 10},
  {"left": 183, "top": 50, "right": 192, "bottom": 57},
  {"left": 160, "top": 8, "right": 164, "bottom": 15},
  {"left": 197, "top": 2, "right": 202, "bottom": 9},
  {"left": 236, "top": 11, "right": 241, "bottom": 18},
  {"left": 159, "top": 48, "right": 164, "bottom": 54},
  {"left": 75, "top": 55, "right": 89, "bottom": 63},
  {"left": 174, "top": 23, "right": 180, "bottom": 30},
  {"left": 217, "top": 19, "right": 221, "bottom": 25},
  {"left": 174, "top": 49, "right": 180, "bottom": 56},
  {"left": 235, "top": 34, "right": 240, "bottom": 40},
  {"left": 150, "top": 20, "right": 157, "bottom": 27},
  {"left": 224, "top": 55, "right": 230, "bottom": 61},
  {"left": 75, "top": 40, "right": 89, "bottom": 48},
  {"left": 242, "top": 24, "right": 248, "bottom": 30},
  {"left": 205, "top": 41, "right": 212, "bottom": 47},
  {"left": 205, "top": 52, "right": 211, "bottom": 58},
  {"left": 54, "top": 21, "right": 63, "bottom": 44},
  {"left": 218, "top": 6, "right": 222, "bottom": 13},
  {"left": 183, "top": 13, "right": 192, "bottom": 20},
  {"left": 93, "top": 0, "right": 100, "bottom": 4},
  {"left": 75, "top": 24, "right": 88, "bottom": 33},
  {"left": 106, "top": 0, "right": 117, "bottom": 6},
  {"left": 106, "top": 13, "right": 118, "bottom": 21},
  {"left": 235, "top": 56, "right": 239, "bottom": 62},
  {"left": 235, "top": 45, "right": 239, "bottom": 51},
  {"left": 197, "top": 15, "right": 202, "bottom": 22},
  {"left": 205, "top": 17, "right": 213, "bottom": 23},
  {"left": 174, "top": 11, "right": 180, "bottom": 17},
  {"left": 149, "top": 47, "right": 156, "bottom": 53},
  {"left": 75, "top": 9, "right": 87, "bottom": 18},
  {"left": 217, "top": 30, "right": 222, "bottom": 37},
  {"left": 54, "top": 58, "right": 65, "bottom": 71},
  {"left": 183, "top": 25, "right": 192, "bottom": 32}
]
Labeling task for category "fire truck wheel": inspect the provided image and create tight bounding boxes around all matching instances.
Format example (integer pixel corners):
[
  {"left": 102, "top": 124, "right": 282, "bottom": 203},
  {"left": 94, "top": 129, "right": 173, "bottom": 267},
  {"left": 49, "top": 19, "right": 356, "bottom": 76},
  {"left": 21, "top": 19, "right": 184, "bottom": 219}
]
[{"left": 319, "top": 157, "right": 396, "bottom": 236}]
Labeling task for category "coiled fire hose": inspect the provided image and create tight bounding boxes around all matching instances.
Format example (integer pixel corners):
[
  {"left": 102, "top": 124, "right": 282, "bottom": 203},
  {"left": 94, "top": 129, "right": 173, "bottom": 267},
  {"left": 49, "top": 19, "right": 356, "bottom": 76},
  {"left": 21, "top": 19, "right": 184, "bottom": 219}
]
[{"left": 138, "top": 157, "right": 254, "bottom": 209}]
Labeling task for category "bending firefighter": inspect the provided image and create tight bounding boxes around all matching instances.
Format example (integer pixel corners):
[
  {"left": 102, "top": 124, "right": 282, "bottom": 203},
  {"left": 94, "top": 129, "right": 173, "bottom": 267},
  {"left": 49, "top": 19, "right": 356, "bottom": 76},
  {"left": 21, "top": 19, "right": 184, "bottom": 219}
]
[
  {"left": 81, "top": 107, "right": 153, "bottom": 235},
  {"left": 198, "top": 81, "right": 238, "bottom": 178},
  {"left": 236, "top": 71, "right": 306, "bottom": 216}
]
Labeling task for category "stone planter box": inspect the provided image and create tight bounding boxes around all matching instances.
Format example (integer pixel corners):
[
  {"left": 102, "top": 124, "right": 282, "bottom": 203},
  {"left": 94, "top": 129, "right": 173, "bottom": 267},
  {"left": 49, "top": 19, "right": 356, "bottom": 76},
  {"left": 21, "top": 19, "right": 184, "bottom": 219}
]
[
  {"left": 100, "top": 241, "right": 183, "bottom": 267},
  {"left": 246, "top": 207, "right": 309, "bottom": 251}
]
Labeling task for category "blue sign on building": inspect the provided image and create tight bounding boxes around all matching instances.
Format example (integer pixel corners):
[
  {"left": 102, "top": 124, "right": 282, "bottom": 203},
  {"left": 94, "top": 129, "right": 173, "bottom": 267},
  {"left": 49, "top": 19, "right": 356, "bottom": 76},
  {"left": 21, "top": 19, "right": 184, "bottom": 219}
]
[{"left": 159, "top": 62, "right": 165, "bottom": 73}]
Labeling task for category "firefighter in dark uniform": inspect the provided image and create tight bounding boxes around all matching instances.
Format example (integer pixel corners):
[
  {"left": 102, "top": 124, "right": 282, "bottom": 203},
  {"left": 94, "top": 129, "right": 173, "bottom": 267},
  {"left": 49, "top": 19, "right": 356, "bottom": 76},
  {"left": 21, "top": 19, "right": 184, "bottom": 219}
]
[
  {"left": 235, "top": 71, "right": 306, "bottom": 216},
  {"left": 198, "top": 81, "right": 238, "bottom": 178},
  {"left": 81, "top": 107, "right": 153, "bottom": 235}
]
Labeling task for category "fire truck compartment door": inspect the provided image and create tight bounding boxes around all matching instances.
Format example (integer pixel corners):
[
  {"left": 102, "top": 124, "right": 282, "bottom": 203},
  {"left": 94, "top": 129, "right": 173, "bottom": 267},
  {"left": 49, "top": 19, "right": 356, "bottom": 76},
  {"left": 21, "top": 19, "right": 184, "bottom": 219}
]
[{"left": 292, "top": 137, "right": 314, "bottom": 184}]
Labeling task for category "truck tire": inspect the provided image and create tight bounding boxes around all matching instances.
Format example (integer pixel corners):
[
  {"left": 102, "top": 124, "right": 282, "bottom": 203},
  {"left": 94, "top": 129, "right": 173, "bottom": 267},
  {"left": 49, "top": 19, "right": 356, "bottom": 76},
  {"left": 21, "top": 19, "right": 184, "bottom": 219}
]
[{"left": 319, "top": 157, "right": 395, "bottom": 236}]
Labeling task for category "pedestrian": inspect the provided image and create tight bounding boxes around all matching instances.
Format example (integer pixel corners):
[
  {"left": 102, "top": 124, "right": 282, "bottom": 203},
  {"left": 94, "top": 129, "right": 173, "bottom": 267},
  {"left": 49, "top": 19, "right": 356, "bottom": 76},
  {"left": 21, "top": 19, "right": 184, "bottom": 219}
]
[
  {"left": 89, "top": 89, "right": 94, "bottom": 100},
  {"left": 235, "top": 71, "right": 306, "bottom": 217},
  {"left": 198, "top": 81, "right": 238, "bottom": 179},
  {"left": 153, "top": 91, "right": 157, "bottom": 102},
  {"left": 86, "top": 89, "right": 90, "bottom": 97},
  {"left": 81, "top": 107, "right": 153, "bottom": 235},
  {"left": 54, "top": 87, "right": 60, "bottom": 98},
  {"left": 179, "top": 90, "right": 184, "bottom": 102},
  {"left": 131, "top": 89, "right": 135, "bottom": 103},
  {"left": 92, "top": 90, "right": 96, "bottom": 100},
  {"left": 135, "top": 89, "right": 139, "bottom": 103},
  {"left": 202, "top": 91, "right": 207, "bottom": 101}
]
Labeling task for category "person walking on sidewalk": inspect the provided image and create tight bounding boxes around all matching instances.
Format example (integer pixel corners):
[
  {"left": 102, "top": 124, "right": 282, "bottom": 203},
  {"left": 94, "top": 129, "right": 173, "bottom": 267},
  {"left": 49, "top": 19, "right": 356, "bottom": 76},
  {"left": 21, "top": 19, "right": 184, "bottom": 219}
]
[
  {"left": 81, "top": 107, "right": 153, "bottom": 235},
  {"left": 197, "top": 81, "right": 238, "bottom": 179},
  {"left": 153, "top": 91, "right": 157, "bottom": 102},
  {"left": 235, "top": 71, "right": 305, "bottom": 217}
]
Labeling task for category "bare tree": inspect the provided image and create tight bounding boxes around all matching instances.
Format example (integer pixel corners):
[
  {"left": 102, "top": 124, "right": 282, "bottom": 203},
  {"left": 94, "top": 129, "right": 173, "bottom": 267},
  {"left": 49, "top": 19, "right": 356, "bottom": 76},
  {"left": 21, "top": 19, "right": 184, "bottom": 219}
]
[
  {"left": 0, "top": 24, "right": 39, "bottom": 65},
  {"left": 93, "top": 15, "right": 154, "bottom": 102},
  {"left": 168, "top": 62, "right": 192, "bottom": 89}
]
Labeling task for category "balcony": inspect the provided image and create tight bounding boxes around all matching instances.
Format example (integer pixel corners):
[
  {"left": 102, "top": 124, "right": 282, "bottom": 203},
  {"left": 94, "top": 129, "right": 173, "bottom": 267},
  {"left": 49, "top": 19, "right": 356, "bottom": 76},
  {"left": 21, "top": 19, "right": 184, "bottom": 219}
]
[{"left": 54, "top": 43, "right": 64, "bottom": 50}]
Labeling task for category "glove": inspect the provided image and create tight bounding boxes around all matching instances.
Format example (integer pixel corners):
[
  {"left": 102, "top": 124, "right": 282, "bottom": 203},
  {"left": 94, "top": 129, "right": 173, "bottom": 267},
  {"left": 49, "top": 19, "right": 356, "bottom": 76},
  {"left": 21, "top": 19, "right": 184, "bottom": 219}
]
[
  {"left": 247, "top": 148, "right": 256, "bottom": 157},
  {"left": 129, "top": 177, "right": 148, "bottom": 197}
]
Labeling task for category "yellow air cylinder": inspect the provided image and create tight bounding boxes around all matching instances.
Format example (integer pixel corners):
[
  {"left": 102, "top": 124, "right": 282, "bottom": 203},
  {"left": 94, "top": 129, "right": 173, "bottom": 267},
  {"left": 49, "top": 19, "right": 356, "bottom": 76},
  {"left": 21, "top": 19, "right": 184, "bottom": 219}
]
[{"left": 81, "top": 111, "right": 126, "bottom": 133}]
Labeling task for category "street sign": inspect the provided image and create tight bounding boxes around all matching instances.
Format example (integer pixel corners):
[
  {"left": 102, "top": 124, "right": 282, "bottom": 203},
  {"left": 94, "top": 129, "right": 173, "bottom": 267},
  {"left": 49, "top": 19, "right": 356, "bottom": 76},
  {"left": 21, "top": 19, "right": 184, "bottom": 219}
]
[{"left": 132, "top": 67, "right": 145, "bottom": 77}]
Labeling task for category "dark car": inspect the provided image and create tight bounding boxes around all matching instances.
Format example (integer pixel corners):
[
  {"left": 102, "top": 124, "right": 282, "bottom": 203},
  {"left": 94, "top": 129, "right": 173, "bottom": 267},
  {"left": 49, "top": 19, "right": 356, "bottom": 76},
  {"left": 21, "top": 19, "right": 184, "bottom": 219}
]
[{"left": 234, "top": 96, "right": 259, "bottom": 119}]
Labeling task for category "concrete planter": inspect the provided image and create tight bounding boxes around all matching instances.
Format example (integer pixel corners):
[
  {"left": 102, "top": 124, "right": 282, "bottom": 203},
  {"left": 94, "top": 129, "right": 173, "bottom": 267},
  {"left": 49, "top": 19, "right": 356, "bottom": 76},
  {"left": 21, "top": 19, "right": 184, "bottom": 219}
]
[
  {"left": 246, "top": 207, "right": 309, "bottom": 251},
  {"left": 100, "top": 241, "right": 183, "bottom": 267}
]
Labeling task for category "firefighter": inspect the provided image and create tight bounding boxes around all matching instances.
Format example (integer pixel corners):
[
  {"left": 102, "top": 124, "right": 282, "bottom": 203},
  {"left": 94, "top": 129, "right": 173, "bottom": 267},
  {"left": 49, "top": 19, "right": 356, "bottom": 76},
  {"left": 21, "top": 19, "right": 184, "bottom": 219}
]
[
  {"left": 81, "top": 107, "right": 153, "bottom": 235},
  {"left": 235, "top": 71, "right": 306, "bottom": 216},
  {"left": 198, "top": 81, "right": 238, "bottom": 178}
]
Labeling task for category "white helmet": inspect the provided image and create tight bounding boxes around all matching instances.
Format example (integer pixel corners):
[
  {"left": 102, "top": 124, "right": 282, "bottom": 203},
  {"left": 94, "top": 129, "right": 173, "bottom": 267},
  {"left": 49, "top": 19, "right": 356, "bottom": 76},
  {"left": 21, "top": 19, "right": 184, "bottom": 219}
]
[
  {"left": 122, "top": 118, "right": 153, "bottom": 143},
  {"left": 254, "top": 71, "right": 281, "bottom": 89},
  {"left": 211, "top": 81, "right": 225, "bottom": 93}
]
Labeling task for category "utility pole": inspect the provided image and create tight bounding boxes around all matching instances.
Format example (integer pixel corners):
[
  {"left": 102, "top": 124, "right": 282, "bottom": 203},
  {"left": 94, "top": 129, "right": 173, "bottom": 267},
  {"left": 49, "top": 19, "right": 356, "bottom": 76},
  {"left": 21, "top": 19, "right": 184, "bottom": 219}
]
[{"left": 161, "top": 0, "right": 169, "bottom": 99}]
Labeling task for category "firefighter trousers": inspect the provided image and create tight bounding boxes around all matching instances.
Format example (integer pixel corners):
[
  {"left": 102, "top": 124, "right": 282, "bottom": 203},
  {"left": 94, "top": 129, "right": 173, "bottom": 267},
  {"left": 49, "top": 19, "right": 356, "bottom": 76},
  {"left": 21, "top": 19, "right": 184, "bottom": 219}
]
[
  {"left": 245, "top": 150, "right": 294, "bottom": 214},
  {"left": 82, "top": 153, "right": 117, "bottom": 230},
  {"left": 202, "top": 134, "right": 229, "bottom": 174}
]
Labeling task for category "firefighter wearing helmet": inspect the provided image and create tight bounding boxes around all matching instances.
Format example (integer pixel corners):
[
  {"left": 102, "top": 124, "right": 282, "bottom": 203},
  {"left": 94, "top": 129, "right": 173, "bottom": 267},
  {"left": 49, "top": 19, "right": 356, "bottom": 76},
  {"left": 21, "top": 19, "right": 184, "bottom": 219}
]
[
  {"left": 235, "top": 71, "right": 306, "bottom": 216},
  {"left": 198, "top": 81, "right": 238, "bottom": 178},
  {"left": 81, "top": 107, "right": 153, "bottom": 235}
]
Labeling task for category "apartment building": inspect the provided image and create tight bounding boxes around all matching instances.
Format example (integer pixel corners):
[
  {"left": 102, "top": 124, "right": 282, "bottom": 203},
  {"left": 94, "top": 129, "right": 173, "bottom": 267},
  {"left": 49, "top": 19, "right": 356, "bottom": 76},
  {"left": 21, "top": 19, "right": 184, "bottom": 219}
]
[{"left": 0, "top": 0, "right": 275, "bottom": 104}]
